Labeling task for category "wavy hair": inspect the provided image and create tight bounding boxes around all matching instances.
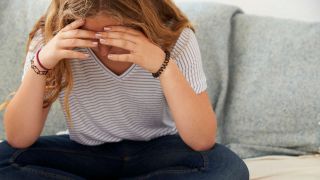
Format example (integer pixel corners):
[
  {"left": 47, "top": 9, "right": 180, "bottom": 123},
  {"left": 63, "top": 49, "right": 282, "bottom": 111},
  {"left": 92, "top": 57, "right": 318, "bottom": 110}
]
[{"left": 0, "top": 0, "right": 194, "bottom": 129}]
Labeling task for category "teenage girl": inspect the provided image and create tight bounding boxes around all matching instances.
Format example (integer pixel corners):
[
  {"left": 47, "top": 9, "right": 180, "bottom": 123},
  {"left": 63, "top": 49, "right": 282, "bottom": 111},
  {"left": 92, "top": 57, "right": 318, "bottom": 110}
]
[{"left": 0, "top": 0, "right": 249, "bottom": 179}]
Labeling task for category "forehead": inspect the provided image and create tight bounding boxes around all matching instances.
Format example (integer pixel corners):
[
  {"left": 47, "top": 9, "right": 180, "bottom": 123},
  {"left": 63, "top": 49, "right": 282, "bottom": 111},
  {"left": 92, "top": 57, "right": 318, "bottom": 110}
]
[{"left": 81, "top": 14, "right": 122, "bottom": 32}]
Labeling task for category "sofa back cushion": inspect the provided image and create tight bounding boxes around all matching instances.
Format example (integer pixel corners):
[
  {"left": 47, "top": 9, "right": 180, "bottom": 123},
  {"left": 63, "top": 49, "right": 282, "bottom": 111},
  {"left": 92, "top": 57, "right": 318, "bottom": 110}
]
[
  {"left": 224, "top": 14, "right": 320, "bottom": 158},
  {"left": 177, "top": 1, "right": 243, "bottom": 143},
  {"left": 0, "top": 0, "right": 66, "bottom": 140}
]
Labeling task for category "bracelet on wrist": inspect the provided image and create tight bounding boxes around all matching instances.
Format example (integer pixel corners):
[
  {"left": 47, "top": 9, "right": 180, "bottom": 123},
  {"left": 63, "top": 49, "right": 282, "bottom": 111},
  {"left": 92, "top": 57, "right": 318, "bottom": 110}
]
[
  {"left": 152, "top": 50, "right": 171, "bottom": 78},
  {"left": 36, "top": 48, "right": 51, "bottom": 71},
  {"left": 31, "top": 59, "right": 48, "bottom": 75}
]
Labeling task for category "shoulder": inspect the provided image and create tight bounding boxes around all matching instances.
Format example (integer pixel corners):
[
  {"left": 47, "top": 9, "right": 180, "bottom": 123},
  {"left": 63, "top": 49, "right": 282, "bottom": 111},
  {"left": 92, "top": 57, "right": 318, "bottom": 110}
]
[
  {"left": 28, "top": 29, "right": 45, "bottom": 53},
  {"left": 171, "top": 27, "right": 198, "bottom": 59}
]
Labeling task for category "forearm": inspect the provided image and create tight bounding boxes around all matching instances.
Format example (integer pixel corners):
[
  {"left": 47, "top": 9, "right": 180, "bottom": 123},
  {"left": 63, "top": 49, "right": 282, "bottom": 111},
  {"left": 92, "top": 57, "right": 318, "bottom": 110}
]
[
  {"left": 4, "top": 60, "right": 47, "bottom": 148},
  {"left": 159, "top": 60, "right": 217, "bottom": 151}
]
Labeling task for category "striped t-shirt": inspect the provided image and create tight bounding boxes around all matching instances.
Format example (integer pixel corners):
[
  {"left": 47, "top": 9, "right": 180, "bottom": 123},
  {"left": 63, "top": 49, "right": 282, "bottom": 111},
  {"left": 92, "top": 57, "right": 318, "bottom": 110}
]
[{"left": 21, "top": 27, "right": 208, "bottom": 145}]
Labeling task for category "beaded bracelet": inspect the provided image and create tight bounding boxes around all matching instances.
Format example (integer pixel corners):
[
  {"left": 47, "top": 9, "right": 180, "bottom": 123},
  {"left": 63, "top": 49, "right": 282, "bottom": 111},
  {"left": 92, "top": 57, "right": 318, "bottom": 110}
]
[
  {"left": 31, "top": 59, "right": 48, "bottom": 75},
  {"left": 152, "top": 50, "right": 171, "bottom": 78}
]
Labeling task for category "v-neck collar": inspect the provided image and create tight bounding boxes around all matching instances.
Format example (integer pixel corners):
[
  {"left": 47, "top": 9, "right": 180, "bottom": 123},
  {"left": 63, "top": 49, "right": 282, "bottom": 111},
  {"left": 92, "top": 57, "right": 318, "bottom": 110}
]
[{"left": 87, "top": 48, "right": 136, "bottom": 80}]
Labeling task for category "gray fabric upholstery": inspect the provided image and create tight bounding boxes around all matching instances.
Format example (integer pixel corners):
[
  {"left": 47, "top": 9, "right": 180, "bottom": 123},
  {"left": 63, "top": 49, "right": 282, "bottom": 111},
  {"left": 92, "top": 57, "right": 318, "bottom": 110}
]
[
  {"left": 0, "top": 0, "right": 66, "bottom": 140},
  {"left": 176, "top": 2, "right": 243, "bottom": 144},
  {"left": 0, "top": 1, "right": 319, "bottom": 159},
  {"left": 224, "top": 14, "right": 320, "bottom": 158}
]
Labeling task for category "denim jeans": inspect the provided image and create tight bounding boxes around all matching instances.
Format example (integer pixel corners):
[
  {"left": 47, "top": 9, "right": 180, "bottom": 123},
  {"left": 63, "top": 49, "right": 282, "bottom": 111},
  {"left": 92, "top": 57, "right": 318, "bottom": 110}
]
[{"left": 0, "top": 134, "right": 249, "bottom": 180}]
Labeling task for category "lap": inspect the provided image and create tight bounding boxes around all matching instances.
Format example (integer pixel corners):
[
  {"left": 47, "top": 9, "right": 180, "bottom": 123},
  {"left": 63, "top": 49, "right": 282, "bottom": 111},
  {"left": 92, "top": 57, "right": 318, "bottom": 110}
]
[
  {"left": 119, "top": 134, "right": 249, "bottom": 180},
  {"left": 121, "top": 134, "right": 207, "bottom": 176},
  {"left": 0, "top": 134, "right": 123, "bottom": 179},
  {"left": 0, "top": 134, "right": 249, "bottom": 180}
]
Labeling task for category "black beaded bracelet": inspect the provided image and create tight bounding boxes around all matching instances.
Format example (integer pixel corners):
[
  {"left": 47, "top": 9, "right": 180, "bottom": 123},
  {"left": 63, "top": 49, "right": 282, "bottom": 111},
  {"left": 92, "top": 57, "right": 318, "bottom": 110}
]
[{"left": 152, "top": 50, "right": 171, "bottom": 78}]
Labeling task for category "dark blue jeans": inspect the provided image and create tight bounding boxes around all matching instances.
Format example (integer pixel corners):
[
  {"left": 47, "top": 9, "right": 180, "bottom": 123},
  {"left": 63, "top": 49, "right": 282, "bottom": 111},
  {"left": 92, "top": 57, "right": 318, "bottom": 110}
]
[{"left": 0, "top": 134, "right": 249, "bottom": 180}]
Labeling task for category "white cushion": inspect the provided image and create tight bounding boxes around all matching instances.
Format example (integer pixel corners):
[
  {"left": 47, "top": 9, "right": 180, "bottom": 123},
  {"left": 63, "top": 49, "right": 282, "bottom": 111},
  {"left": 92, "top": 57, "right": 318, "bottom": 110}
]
[
  {"left": 56, "top": 129, "right": 69, "bottom": 135},
  {"left": 244, "top": 154, "right": 320, "bottom": 180}
]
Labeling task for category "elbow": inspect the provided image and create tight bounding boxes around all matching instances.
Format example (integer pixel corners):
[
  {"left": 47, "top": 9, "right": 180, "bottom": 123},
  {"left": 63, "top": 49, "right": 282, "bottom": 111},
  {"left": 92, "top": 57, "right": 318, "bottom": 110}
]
[
  {"left": 3, "top": 112, "right": 40, "bottom": 149},
  {"left": 189, "top": 128, "right": 217, "bottom": 152},
  {"left": 191, "top": 137, "right": 216, "bottom": 152},
  {"left": 4, "top": 123, "right": 37, "bottom": 149},
  {"left": 5, "top": 126, "right": 38, "bottom": 149},
  {"left": 192, "top": 120, "right": 217, "bottom": 151},
  {"left": 6, "top": 136, "right": 35, "bottom": 149}
]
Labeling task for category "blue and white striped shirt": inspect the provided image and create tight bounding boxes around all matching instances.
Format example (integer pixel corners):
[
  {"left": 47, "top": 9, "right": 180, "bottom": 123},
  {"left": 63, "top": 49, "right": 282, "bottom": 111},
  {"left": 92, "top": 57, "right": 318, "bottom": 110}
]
[{"left": 22, "top": 28, "right": 208, "bottom": 145}]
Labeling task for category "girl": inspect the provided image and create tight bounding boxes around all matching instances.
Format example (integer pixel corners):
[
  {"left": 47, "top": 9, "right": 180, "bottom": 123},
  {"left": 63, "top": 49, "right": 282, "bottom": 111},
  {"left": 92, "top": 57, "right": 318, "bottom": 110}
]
[{"left": 0, "top": 0, "right": 249, "bottom": 179}]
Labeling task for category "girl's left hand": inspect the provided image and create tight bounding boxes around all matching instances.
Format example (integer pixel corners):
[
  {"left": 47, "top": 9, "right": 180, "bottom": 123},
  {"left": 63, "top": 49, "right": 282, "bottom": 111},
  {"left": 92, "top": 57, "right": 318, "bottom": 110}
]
[{"left": 96, "top": 26, "right": 166, "bottom": 73}]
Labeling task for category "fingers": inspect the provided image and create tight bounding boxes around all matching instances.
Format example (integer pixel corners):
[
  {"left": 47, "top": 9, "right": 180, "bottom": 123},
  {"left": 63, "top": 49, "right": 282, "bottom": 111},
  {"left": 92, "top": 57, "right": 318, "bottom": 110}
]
[
  {"left": 61, "top": 19, "right": 85, "bottom": 32},
  {"left": 61, "top": 29, "right": 97, "bottom": 40},
  {"left": 59, "top": 39, "right": 98, "bottom": 49},
  {"left": 99, "top": 38, "right": 136, "bottom": 52},
  {"left": 61, "top": 50, "right": 90, "bottom": 60},
  {"left": 108, "top": 53, "right": 135, "bottom": 63},
  {"left": 95, "top": 31, "right": 139, "bottom": 44}
]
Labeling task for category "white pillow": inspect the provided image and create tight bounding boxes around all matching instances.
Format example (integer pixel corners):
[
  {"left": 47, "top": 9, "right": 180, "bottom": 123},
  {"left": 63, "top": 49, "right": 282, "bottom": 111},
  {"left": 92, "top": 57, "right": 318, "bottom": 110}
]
[{"left": 56, "top": 129, "right": 69, "bottom": 135}]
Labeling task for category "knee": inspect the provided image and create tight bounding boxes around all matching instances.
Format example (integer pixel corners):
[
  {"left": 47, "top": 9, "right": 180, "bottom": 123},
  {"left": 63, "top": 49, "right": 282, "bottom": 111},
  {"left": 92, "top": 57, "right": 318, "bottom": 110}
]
[
  {"left": 0, "top": 140, "right": 18, "bottom": 165},
  {"left": 205, "top": 143, "right": 249, "bottom": 180},
  {"left": 230, "top": 157, "right": 249, "bottom": 180}
]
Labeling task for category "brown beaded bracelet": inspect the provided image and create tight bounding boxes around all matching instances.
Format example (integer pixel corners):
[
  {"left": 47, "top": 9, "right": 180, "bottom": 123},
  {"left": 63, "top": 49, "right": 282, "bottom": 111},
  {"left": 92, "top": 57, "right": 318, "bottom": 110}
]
[
  {"left": 152, "top": 50, "right": 171, "bottom": 78},
  {"left": 31, "top": 59, "right": 48, "bottom": 75}
]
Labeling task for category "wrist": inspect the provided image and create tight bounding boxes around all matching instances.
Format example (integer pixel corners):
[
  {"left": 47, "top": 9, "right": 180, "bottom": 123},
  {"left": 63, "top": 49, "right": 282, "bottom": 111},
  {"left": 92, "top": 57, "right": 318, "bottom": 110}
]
[
  {"left": 152, "top": 50, "right": 171, "bottom": 78},
  {"left": 33, "top": 55, "right": 48, "bottom": 71},
  {"left": 151, "top": 50, "right": 166, "bottom": 73},
  {"left": 38, "top": 48, "right": 54, "bottom": 70}
]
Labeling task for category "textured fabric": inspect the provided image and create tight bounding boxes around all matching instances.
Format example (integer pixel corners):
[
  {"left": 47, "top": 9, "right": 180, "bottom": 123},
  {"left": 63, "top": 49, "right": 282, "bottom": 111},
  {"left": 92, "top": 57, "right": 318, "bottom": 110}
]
[
  {"left": 0, "top": 134, "right": 249, "bottom": 179},
  {"left": 0, "top": 0, "right": 66, "bottom": 140},
  {"left": 175, "top": 1, "right": 243, "bottom": 143},
  {"left": 21, "top": 30, "right": 45, "bottom": 82},
  {"left": 244, "top": 154, "right": 320, "bottom": 180},
  {"left": 224, "top": 14, "right": 320, "bottom": 158},
  {"left": 21, "top": 28, "right": 208, "bottom": 145}
]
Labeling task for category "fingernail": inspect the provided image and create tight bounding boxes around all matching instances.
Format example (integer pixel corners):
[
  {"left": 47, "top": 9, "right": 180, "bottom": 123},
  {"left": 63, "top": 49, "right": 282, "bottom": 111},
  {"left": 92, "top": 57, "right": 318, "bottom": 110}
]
[
  {"left": 104, "top": 27, "right": 111, "bottom": 31},
  {"left": 92, "top": 42, "right": 98, "bottom": 46},
  {"left": 100, "top": 39, "right": 107, "bottom": 43},
  {"left": 95, "top": 33, "right": 102, "bottom": 38}
]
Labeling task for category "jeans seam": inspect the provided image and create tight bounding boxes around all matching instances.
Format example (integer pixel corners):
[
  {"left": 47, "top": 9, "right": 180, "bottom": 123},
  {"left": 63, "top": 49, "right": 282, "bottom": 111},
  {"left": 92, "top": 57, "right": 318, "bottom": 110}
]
[
  {"left": 11, "top": 163, "right": 74, "bottom": 180},
  {"left": 134, "top": 166, "right": 200, "bottom": 180},
  {"left": 199, "top": 151, "right": 210, "bottom": 171},
  {"left": 8, "top": 149, "right": 26, "bottom": 164},
  {"left": 127, "top": 151, "right": 208, "bottom": 179},
  {"left": 9, "top": 147, "right": 122, "bottom": 163}
]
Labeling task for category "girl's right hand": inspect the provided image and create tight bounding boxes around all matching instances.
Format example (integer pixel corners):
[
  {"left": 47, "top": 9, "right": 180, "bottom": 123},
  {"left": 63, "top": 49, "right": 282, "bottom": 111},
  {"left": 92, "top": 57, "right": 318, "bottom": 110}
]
[{"left": 38, "top": 19, "right": 98, "bottom": 70}]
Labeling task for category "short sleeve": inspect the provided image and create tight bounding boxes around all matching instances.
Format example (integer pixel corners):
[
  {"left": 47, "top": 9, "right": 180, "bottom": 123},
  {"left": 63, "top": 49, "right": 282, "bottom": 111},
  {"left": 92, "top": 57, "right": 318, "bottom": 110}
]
[
  {"left": 171, "top": 28, "right": 208, "bottom": 95},
  {"left": 21, "top": 29, "right": 45, "bottom": 82}
]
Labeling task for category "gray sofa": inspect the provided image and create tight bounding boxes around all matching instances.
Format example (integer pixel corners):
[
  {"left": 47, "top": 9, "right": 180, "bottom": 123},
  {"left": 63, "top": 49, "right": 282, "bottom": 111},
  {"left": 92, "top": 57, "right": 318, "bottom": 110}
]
[{"left": 1, "top": 1, "right": 320, "bottom": 179}]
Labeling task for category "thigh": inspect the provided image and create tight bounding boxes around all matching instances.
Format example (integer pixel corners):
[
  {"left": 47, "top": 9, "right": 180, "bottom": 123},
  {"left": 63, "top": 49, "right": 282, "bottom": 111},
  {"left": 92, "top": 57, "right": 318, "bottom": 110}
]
[
  {"left": 119, "top": 134, "right": 208, "bottom": 178},
  {"left": 119, "top": 134, "right": 249, "bottom": 180},
  {"left": 0, "top": 134, "right": 123, "bottom": 179}
]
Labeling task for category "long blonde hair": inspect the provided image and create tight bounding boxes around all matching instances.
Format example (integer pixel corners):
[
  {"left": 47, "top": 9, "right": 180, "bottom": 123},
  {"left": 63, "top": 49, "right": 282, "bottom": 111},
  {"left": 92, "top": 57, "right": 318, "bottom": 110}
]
[{"left": 0, "top": 0, "right": 194, "bottom": 129}]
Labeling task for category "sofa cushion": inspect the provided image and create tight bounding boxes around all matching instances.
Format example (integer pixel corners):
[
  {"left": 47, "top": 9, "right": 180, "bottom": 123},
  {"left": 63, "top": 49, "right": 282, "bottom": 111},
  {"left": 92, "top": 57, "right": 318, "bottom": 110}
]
[
  {"left": 0, "top": 0, "right": 66, "bottom": 140},
  {"left": 244, "top": 154, "right": 320, "bottom": 179},
  {"left": 177, "top": 1, "right": 243, "bottom": 143},
  {"left": 224, "top": 14, "right": 320, "bottom": 158}
]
